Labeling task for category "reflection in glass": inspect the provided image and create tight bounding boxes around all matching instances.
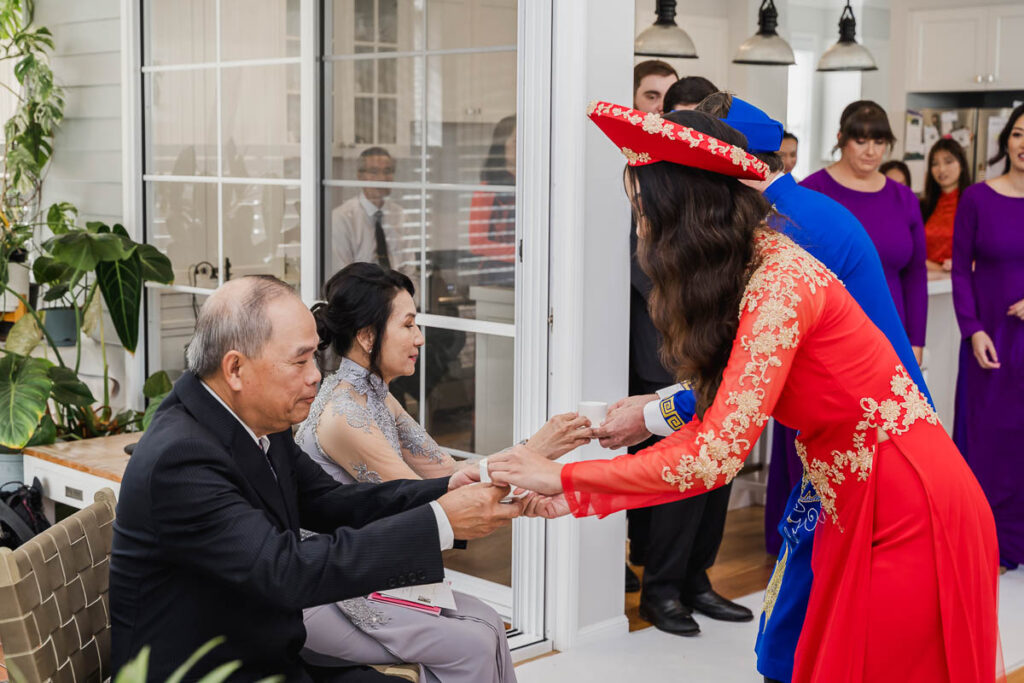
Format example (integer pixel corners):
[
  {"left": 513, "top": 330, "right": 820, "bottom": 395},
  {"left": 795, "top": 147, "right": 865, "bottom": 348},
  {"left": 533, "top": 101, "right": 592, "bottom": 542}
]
[
  {"left": 150, "top": 291, "right": 208, "bottom": 382},
  {"left": 421, "top": 328, "right": 514, "bottom": 457},
  {"left": 144, "top": 0, "right": 215, "bottom": 66},
  {"left": 146, "top": 181, "right": 218, "bottom": 285},
  {"left": 144, "top": 70, "right": 217, "bottom": 176},
  {"left": 222, "top": 183, "right": 302, "bottom": 288},
  {"left": 331, "top": 0, "right": 421, "bottom": 56},
  {"left": 426, "top": 0, "right": 516, "bottom": 51},
  {"left": 220, "top": 0, "right": 300, "bottom": 61},
  {"left": 221, "top": 65, "right": 301, "bottom": 179},
  {"left": 425, "top": 52, "right": 517, "bottom": 185},
  {"left": 422, "top": 188, "right": 515, "bottom": 320},
  {"left": 326, "top": 175, "right": 422, "bottom": 284},
  {"left": 326, "top": 56, "right": 421, "bottom": 180}
]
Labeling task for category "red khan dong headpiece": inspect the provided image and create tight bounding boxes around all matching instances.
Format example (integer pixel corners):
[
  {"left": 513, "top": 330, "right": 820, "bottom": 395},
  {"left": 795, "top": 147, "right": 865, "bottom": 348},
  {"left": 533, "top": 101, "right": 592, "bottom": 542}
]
[{"left": 587, "top": 100, "right": 769, "bottom": 181}]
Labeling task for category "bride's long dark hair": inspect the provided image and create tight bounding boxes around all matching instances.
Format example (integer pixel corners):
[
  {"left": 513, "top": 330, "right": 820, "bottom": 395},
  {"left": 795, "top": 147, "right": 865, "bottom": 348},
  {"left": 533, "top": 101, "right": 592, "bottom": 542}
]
[{"left": 628, "top": 111, "right": 774, "bottom": 417}]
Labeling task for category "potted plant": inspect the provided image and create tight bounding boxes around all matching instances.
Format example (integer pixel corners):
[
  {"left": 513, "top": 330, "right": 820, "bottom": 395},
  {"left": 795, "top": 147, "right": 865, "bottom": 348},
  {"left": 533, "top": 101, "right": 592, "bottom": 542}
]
[{"left": 0, "top": 1, "right": 174, "bottom": 461}]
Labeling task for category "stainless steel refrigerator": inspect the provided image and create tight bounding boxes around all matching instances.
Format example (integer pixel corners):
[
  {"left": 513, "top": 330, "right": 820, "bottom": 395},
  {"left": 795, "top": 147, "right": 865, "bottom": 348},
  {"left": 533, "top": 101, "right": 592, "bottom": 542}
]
[{"left": 903, "top": 106, "right": 1018, "bottom": 194}]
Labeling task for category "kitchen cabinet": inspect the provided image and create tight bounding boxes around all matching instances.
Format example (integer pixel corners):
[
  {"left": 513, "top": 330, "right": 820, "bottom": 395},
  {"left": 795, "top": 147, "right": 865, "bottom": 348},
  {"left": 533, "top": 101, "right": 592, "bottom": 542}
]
[{"left": 908, "top": 5, "right": 1024, "bottom": 92}]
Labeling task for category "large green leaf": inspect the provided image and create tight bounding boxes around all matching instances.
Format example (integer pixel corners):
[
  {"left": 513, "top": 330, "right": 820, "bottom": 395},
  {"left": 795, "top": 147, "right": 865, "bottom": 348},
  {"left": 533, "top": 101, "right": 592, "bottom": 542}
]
[
  {"left": 141, "top": 391, "right": 168, "bottom": 431},
  {"left": 96, "top": 251, "right": 143, "bottom": 352},
  {"left": 4, "top": 310, "right": 42, "bottom": 355},
  {"left": 48, "top": 365, "right": 95, "bottom": 406},
  {"left": 0, "top": 354, "right": 53, "bottom": 449},
  {"left": 137, "top": 243, "right": 174, "bottom": 284},
  {"left": 44, "top": 230, "right": 134, "bottom": 272},
  {"left": 143, "top": 370, "right": 172, "bottom": 399},
  {"left": 32, "top": 254, "right": 79, "bottom": 287},
  {"left": 46, "top": 201, "right": 78, "bottom": 235},
  {"left": 25, "top": 414, "right": 57, "bottom": 447}
]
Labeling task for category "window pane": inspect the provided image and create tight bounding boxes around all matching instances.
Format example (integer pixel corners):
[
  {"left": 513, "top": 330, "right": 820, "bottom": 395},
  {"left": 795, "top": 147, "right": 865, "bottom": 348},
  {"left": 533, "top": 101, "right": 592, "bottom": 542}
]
[
  {"left": 325, "top": 185, "right": 423, "bottom": 285},
  {"left": 354, "top": 0, "right": 375, "bottom": 42},
  {"left": 422, "top": 328, "right": 514, "bottom": 456},
  {"left": 325, "top": 56, "right": 422, "bottom": 181},
  {"left": 221, "top": 65, "right": 301, "bottom": 179},
  {"left": 427, "top": 0, "right": 517, "bottom": 50},
  {"left": 421, "top": 189, "right": 514, "bottom": 320},
  {"left": 330, "top": 0, "right": 421, "bottom": 55},
  {"left": 144, "top": 70, "right": 217, "bottom": 177},
  {"left": 222, "top": 183, "right": 302, "bottom": 288},
  {"left": 146, "top": 181, "right": 219, "bottom": 286},
  {"left": 149, "top": 290, "right": 208, "bottom": 381},
  {"left": 425, "top": 52, "right": 517, "bottom": 185},
  {"left": 143, "top": 0, "right": 215, "bottom": 66},
  {"left": 221, "top": 0, "right": 300, "bottom": 61}
]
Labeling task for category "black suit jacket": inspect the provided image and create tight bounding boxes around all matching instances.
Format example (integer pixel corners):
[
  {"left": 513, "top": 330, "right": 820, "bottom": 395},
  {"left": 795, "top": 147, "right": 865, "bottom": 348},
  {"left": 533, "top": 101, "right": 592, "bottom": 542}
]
[
  {"left": 630, "top": 230, "right": 674, "bottom": 393},
  {"left": 110, "top": 372, "right": 449, "bottom": 682}
]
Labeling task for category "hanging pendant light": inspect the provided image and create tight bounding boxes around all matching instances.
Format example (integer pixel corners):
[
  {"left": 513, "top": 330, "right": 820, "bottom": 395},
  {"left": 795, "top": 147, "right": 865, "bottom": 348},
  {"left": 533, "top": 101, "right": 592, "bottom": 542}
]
[
  {"left": 733, "top": 0, "right": 795, "bottom": 66},
  {"left": 817, "top": 1, "right": 877, "bottom": 72},
  {"left": 635, "top": 0, "right": 698, "bottom": 59}
]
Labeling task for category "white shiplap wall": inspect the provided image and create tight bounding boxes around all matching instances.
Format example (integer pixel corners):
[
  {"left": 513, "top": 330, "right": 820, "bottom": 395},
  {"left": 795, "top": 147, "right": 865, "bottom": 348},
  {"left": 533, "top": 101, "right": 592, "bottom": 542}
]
[{"left": 36, "top": 0, "right": 122, "bottom": 225}]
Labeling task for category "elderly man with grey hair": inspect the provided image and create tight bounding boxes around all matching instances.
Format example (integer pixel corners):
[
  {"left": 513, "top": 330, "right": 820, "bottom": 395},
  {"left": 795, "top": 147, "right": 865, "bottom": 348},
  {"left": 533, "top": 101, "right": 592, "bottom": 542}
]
[{"left": 110, "top": 275, "right": 520, "bottom": 683}]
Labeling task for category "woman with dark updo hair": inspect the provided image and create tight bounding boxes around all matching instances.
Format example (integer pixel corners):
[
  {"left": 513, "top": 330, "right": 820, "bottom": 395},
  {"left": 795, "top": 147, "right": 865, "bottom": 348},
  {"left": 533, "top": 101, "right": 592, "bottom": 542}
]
[
  {"left": 485, "top": 103, "right": 1000, "bottom": 682},
  {"left": 296, "top": 262, "right": 591, "bottom": 682}
]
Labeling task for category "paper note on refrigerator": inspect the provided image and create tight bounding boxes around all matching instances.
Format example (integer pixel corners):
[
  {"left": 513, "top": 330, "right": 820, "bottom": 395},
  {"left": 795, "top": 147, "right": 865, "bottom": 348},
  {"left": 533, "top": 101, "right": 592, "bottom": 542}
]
[
  {"left": 904, "top": 111, "right": 924, "bottom": 157},
  {"left": 951, "top": 128, "right": 972, "bottom": 150}
]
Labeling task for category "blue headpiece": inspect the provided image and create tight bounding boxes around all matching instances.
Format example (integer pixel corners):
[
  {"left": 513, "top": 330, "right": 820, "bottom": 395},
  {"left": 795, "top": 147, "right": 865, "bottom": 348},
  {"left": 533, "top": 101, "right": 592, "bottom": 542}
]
[{"left": 722, "top": 97, "right": 784, "bottom": 154}]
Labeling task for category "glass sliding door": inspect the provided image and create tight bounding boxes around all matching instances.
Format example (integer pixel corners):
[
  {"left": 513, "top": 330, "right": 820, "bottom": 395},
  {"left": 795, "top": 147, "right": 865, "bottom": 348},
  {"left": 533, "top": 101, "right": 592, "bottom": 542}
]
[
  {"left": 323, "top": 0, "right": 541, "bottom": 637},
  {"left": 138, "top": 0, "right": 551, "bottom": 652},
  {"left": 141, "top": 0, "right": 302, "bottom": 375}
]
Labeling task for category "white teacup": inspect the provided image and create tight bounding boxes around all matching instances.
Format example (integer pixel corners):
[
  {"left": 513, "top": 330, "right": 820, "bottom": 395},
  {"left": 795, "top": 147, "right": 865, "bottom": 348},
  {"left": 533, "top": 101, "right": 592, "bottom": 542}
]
[{"left": 578, "top": 400, "right": 608, "bottom": 426}]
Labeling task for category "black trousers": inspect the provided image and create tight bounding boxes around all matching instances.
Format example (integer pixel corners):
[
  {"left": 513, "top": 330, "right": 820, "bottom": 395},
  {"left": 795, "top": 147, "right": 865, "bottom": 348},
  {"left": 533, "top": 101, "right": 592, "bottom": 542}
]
[{"left": 626, "top": 434, "right": 733, "bottom": 602}]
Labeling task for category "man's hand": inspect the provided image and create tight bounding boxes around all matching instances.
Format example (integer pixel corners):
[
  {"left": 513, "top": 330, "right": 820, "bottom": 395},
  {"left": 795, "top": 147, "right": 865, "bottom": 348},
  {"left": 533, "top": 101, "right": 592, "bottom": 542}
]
[
  {"left": 526, "top": 412, "right": 593, "bottom": 459},
  {"left": 437, "top": 483, "right": 523, "bottom": 539},
  {"left": 521, "top": 492, "right": 571, "bottom": 519},
  {"left": 448, "top": 461, "right": 481, "bottom": 490},
  {"left": 591, "top": 394, "right": 657, "bottom": 450}
]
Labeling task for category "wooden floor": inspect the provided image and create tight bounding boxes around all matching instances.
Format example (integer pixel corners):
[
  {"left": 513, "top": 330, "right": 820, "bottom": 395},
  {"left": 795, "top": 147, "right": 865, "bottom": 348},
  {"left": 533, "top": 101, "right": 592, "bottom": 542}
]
[{"left": 626, "top": 504, "right": 776, "bottom": 632}]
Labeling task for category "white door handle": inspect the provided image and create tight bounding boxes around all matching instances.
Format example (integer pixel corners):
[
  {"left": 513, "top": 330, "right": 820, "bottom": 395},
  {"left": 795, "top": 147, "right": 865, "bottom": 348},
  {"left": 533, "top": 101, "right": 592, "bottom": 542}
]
[
  {"left": 986, "top": 74, "right": 995, "bottom": 83},
  {"left": 974, "top": 74, "right": 984, "bottom": 83}
]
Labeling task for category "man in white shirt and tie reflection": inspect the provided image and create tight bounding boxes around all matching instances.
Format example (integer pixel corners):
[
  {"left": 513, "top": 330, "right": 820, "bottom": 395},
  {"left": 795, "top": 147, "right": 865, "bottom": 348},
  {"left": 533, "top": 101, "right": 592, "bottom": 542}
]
[{"left": 331, "top": 147, "right": 418, "bottom": 280}]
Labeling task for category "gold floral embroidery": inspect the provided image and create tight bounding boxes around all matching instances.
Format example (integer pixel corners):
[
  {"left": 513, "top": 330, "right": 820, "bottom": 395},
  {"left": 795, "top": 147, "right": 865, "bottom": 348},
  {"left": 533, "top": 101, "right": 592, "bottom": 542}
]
[
  {"left": 796, "top": 364, "right": 939, "bottom": 526},
  {"left": 586, "top": 100, "right": 768, "bottom": 174},
  {"left": 620, "top": 147, "right": 652, "bottom": 165},
  {"left": 661, "top": 234, "right": 833, "bottom": 493},
  {"left": 860, "top": 365, "right": 939, "bottom": 435},
  {"left": 762, "top": 544, "right": 788, "bottom": 622}
]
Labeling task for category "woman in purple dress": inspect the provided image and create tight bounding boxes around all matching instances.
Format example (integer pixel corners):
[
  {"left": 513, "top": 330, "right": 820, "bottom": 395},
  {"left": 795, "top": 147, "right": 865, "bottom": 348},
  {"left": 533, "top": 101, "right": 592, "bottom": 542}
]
[
  {"left": 952, "top": 103, "right": 1024, "bottom": 570},
  {"left": 801, "top": 101, "right": 928, "bottom": 354},
  {"left": 756, "top": 101, "right": 929, "bottom": 554}
]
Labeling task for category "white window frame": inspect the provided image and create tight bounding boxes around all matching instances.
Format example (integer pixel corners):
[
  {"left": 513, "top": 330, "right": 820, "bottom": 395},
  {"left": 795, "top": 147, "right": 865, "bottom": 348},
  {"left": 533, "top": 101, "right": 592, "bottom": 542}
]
[{"left": 122, "top": 0, "right": 553, "bottom": 656}]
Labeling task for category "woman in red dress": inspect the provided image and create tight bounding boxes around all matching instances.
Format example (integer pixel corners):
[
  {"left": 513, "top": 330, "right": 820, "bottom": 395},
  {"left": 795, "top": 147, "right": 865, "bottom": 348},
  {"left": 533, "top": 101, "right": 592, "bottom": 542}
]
[{"left": 488, "top": 103, "right": 1002, "bottom": 683}]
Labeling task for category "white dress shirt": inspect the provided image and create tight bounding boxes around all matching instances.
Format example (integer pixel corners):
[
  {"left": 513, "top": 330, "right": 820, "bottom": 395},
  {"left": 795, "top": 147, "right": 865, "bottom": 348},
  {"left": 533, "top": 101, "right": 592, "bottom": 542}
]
[{"left": 200, "top": 381, "right": 453, "bottom": 549}]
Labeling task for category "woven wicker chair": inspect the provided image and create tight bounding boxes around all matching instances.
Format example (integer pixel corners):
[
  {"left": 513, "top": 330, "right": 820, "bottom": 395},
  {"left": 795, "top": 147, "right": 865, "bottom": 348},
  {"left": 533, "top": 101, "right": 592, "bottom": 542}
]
[{"left": 0, "top": 488, "right": 116, "bottom": 683}]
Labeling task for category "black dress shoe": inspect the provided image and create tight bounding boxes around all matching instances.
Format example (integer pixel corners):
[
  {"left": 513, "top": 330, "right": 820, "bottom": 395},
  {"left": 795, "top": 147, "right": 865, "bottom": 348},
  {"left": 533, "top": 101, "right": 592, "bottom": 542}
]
[
  {"left": 683, "top": 590, "right": 754, "bottom": 622},
  {"left": 625, "top": 564, "right": 640, "bottom": 593},
  {"left": 638, "top": 596, "right": 700, "bottom": 636}
]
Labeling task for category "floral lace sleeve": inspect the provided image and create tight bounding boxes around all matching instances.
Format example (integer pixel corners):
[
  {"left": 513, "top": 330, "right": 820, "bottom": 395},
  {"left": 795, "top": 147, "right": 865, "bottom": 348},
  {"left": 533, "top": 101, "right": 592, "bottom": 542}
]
[
  {"left": 316, "top": 385, "right": 425, "bottom": 483},
  {"left": 563, "top": 237, "right": 833, "bottom": 517},
  {"left": 390, "top": 396, "right": 457, "bottom": 479}
]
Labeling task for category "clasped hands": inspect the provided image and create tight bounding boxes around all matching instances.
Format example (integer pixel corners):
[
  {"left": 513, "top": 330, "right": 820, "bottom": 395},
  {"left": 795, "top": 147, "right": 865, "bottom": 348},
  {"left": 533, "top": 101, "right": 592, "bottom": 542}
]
[{"left": 439, "top": 398, "right": 656, "bottom": 530}]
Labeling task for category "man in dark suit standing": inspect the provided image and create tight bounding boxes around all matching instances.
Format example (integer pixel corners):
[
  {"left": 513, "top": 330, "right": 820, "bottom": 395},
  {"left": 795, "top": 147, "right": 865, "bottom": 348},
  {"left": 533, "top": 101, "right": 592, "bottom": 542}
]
[
  {"left": 600, "top": 232, "right": 752, "bottom": 637},
  {"left": 111, "top": 275, "right": 518, "bottom": 682}
]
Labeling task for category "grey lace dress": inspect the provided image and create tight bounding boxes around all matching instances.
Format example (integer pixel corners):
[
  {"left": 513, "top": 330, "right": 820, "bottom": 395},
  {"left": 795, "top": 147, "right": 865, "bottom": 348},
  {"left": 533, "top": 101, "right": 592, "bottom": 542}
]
[{"left": 295, "top": 357, "right": 516, "bottom": 683}]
